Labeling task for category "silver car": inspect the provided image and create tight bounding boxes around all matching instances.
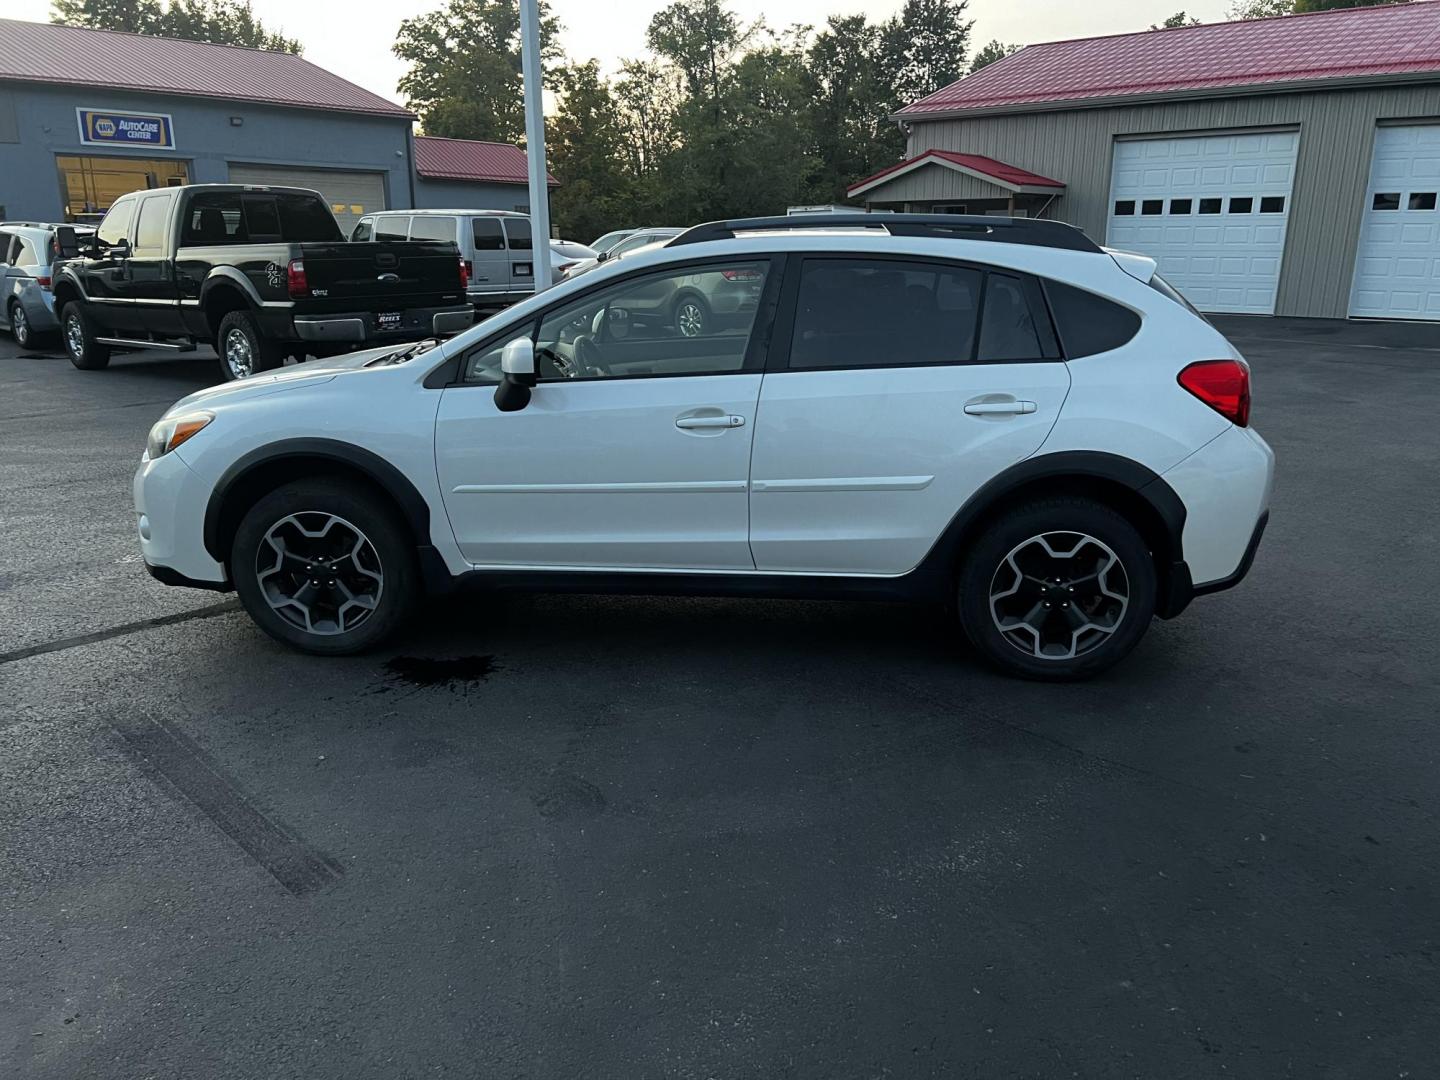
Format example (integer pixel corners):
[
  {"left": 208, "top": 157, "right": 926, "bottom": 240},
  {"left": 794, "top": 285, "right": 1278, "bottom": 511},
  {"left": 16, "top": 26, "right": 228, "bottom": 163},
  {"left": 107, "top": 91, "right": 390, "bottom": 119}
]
[{"left": 1, "top": 222, "right": 92, "bottom": 350}]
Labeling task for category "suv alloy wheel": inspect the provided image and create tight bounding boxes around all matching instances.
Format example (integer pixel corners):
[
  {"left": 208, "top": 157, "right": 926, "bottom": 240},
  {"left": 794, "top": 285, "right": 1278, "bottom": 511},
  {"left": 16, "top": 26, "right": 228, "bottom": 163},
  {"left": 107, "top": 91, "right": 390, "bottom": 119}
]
[
  {"left": 957, "top": 497, "right": 1157, "bottom": 680},
  {"left": 231, "top": 479, "right": 418, "bottom": 655}
]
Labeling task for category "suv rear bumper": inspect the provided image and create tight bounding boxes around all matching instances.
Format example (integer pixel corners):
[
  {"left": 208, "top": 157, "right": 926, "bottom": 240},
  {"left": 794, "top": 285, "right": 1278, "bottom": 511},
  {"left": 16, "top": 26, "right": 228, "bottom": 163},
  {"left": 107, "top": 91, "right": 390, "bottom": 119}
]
[{"left": 290, "top": 305, "right": 472, "bottom": 343}]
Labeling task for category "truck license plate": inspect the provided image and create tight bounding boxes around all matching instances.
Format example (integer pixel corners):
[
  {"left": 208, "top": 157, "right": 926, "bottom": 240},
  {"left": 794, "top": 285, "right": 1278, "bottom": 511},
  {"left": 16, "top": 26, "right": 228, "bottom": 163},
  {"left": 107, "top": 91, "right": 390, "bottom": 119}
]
[{"left": 378, "top": 312, "right": 402, "bottom": 330}]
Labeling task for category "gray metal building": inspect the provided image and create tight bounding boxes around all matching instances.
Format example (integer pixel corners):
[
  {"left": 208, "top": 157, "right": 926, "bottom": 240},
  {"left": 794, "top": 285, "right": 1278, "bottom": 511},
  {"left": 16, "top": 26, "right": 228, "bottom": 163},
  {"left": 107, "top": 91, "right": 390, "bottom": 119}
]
[
  {"left": 849, "top": 3, "right": 1440, "bottom": 320},
  {"left": 0, "top": 19, "right": 550, "bottom": 236}
]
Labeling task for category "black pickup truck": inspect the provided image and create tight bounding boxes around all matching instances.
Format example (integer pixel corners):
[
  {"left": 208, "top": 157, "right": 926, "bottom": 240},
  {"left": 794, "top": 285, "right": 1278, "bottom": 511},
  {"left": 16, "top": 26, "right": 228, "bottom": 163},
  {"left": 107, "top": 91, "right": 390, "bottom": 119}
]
[{"left": 52, "top": 184, "right": 473, "bottom": 381}]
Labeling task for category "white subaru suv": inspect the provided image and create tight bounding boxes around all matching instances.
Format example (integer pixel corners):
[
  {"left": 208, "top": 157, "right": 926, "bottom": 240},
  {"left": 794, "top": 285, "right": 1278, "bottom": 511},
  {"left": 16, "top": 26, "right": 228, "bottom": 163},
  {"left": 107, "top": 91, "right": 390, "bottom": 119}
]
[{"left": 135, "top": 214, "right": 1273, "bottom": 680}]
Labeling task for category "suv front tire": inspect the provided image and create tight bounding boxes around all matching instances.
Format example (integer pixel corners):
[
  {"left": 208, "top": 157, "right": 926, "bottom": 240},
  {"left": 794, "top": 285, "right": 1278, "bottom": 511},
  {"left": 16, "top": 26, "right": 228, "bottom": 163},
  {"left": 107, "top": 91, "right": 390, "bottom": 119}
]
[{"left": 231, "top": 479, "right": 417, "bottom": 655}]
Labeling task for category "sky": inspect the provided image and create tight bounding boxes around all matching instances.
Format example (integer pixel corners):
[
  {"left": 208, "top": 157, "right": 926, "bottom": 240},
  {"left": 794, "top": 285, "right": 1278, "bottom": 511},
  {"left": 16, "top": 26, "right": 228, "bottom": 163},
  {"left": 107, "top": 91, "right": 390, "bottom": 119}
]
[{"left": 5, "top": 0, "right": 1237, "bottom": 106}]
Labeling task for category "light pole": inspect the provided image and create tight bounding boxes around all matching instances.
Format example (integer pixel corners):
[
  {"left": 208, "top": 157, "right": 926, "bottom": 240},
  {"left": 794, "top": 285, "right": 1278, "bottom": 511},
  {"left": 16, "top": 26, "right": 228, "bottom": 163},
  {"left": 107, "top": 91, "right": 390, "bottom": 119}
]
[{"left": 519, "top": 0, "right": 552, "bottom": 292}]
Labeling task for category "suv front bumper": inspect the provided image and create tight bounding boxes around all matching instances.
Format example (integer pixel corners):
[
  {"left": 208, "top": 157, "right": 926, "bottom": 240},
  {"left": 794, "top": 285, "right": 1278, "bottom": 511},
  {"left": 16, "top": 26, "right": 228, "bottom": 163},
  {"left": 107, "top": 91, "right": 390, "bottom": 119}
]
[
  {"left": 291, "top": 305, "right": 472, "bottom": 343},
  {"left": 134, "top": 449, "right": 230, "bottom": 590}
]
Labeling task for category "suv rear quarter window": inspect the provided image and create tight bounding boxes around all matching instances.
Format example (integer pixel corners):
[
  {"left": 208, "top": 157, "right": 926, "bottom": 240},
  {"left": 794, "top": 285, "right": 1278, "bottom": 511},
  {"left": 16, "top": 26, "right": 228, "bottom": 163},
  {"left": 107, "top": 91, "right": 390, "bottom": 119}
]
[{"left": 1043, "top": 279, "right": 1142, "bottom": 358}]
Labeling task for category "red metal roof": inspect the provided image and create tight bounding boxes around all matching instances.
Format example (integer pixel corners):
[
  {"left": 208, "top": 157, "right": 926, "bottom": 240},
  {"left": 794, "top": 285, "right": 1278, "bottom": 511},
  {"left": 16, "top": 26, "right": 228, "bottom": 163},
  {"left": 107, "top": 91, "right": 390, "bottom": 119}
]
[
  {"left": 901, "top": 2, "right": 1440, "bottom": 117},
  {"left": 0, "top": 17, "right": 412, "bottom": 118},
  {"left": 413, "top": 136, "right": 557, "bottom": 186},
  {"left": 848, "top": 149, "right": 1063, "bottom": 197}
]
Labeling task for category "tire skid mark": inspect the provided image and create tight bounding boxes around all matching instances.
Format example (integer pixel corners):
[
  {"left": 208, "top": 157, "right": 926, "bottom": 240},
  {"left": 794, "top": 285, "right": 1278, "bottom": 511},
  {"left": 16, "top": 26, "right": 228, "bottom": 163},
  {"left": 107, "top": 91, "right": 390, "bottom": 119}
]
[
  {"left": 0, "top": 600, "right": 241, "bottom": 665},
  {"left": 111, "top": 713, "right": 345, "bottom": 897}
]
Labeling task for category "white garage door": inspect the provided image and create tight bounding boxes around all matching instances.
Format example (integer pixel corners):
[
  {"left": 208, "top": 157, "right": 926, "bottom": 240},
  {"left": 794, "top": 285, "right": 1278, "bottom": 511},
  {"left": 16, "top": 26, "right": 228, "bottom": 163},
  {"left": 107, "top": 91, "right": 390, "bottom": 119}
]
[
  {"left": 1349, "top": 125, "right": 1440, "bottom": 320},
  {"left": 226, "top": 164, "right": 386, "bottom": 235},
  {"left": 1106, "top": 131, "right": 1298, "bottom": 315}
]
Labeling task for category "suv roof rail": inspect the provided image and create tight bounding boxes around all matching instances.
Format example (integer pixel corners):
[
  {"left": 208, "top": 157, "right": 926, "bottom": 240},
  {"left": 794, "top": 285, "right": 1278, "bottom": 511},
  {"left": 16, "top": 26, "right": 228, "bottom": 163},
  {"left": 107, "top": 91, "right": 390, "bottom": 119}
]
[{"left": 666, "top": 213, "right": 1102, "bottom": 253}]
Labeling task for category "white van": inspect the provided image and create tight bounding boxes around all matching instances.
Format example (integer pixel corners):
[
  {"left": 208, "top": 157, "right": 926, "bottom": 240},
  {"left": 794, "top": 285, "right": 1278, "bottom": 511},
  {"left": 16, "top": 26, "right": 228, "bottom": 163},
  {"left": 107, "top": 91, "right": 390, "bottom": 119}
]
[{"left": 351, "top": 210, "right": 589, "bottom": 313}]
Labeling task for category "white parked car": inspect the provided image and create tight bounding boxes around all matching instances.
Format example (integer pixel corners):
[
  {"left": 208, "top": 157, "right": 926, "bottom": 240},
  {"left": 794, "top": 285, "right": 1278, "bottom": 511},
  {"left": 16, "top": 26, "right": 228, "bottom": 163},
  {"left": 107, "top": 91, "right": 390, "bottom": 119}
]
[{"left": 135, "top": 213, "right": 1273, "bottom": 679}]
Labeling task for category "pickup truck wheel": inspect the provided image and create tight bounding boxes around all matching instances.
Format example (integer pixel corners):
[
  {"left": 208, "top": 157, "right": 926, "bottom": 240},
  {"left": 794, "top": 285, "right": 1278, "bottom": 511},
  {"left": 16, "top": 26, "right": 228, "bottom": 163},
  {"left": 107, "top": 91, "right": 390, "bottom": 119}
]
[
  {"left": 217, "top": 310, "right": 282, "bottom": 381},
  {"left": 61, "top": 303, "right": 110, "bottom": 370}
]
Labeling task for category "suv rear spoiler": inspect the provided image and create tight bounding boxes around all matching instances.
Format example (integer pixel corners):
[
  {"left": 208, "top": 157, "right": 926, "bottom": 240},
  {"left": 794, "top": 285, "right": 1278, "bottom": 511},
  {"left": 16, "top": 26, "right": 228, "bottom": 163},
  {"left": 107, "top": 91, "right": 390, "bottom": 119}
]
[{"left": 1105, "top": 248, "right": 1158, "bottom": 283}]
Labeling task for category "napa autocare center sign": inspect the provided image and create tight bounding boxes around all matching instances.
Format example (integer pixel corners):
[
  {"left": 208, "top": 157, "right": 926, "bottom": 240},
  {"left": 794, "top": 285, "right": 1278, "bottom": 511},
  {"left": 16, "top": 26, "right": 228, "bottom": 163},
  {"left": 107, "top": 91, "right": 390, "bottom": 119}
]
[{"left": 76, "top": 108, "right": 176, "bottom": 150}]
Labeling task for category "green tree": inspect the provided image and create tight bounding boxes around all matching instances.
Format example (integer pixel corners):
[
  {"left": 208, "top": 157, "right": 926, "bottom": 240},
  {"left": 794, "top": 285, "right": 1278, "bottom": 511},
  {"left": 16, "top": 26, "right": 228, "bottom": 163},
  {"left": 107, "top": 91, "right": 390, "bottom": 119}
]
[
  {"left": 1151, "top": 11, "right": 1202, "bottom": 27},
  {"left": 968, "top": 39, "right": 1018, "bottom": 73},
  {"left": 881, "top": 0, "right": 973, "bottom": 108},
  {"left": 52, "top": 0, "right": 301, "bottom": 52},
  {"left": 1226, "top": 0, "right": 1294, "bottom": 17},
  {"left": 548, "top": 61, "right": 633, "bottom": 240},
  {"left": 394, "top": 0, "right": 560, "bottom": 142},
  {"left": 806, "top": 14, "right": 904, "bottom": 201}
]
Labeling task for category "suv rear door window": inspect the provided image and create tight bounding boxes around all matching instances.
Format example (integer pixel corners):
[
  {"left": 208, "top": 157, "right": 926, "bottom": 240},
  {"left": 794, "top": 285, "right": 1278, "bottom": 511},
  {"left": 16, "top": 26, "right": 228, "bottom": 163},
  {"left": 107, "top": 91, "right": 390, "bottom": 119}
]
[
  {"left": 786, "top": 258, "right": 983, "bottom": 369},
  {"left": 978, "top": 273, "right": 1051, "bottom": 362}
]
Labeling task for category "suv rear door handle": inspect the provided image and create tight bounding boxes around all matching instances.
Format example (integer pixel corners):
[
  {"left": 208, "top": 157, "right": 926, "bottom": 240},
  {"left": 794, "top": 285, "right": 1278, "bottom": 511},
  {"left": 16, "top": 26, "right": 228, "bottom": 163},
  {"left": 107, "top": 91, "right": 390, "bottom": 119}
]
[
  {"left": 964, "top": 400, "right": 1036, "bottom": 416},
  {"left": 676, "top": 414, "right": 745, "bottom": 429}
]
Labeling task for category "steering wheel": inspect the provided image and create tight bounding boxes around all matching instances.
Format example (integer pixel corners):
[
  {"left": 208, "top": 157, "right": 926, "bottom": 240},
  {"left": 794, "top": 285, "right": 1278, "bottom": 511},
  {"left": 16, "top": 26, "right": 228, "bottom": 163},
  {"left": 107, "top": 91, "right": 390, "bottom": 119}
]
[{"left": 570, "top": 334, "right": 603, "bottom": 377}]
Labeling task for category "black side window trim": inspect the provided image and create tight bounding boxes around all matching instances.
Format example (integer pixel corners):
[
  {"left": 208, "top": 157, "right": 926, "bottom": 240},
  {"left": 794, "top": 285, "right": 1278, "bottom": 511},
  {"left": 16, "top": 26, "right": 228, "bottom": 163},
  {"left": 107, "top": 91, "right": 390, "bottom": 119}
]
[
  {"left": 765, "top": 252, "right": 1063, "bottom": 373},
  {"left": 436, "top": 254, "right": 785, "bottom": 388}
]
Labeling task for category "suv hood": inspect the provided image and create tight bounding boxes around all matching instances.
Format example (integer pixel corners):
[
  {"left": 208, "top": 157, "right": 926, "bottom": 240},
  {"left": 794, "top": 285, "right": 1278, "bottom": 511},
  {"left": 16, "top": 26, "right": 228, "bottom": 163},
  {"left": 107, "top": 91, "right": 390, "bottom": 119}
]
[{"left": 165, "top": 344, "right": 401, "bottom": 415}]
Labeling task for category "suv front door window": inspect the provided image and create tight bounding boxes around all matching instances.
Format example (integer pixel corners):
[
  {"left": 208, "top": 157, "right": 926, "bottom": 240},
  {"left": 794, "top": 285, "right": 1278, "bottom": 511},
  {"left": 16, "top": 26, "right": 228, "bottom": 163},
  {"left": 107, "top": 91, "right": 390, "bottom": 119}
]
[{"left": 434, "top": 258, "right": 779, "bottom": 569}]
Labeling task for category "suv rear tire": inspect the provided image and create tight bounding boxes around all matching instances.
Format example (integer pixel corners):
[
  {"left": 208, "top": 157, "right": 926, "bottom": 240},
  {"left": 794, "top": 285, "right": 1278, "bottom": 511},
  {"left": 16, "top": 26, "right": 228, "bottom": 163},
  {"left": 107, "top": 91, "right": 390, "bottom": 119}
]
[
  {"left": 957, "top": 497, "right": 1157, "bottom": 681},
  {"left": 231, "top": 479, "right": 418, "bottom": 655},
  {"left": 218, "top": 309, "right": 283, "bottom": 381},
  {"left": 61, "top": 302, "right": 111, "bottom": 370}
]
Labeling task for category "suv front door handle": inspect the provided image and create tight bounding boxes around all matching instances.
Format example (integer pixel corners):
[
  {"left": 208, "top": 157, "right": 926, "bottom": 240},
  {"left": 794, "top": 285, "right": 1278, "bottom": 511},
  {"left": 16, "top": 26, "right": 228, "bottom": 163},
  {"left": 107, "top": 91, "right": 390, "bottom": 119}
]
[
  {"left": 676, "top": 414, "right": 745, "bottom": 429},
  {"left": 964, "top": 400, "right": 1037, "bottom": 416}
]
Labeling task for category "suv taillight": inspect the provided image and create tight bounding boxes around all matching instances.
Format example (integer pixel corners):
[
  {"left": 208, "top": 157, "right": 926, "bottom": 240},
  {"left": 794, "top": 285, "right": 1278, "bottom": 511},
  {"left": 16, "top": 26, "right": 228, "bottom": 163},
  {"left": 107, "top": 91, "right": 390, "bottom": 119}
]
[
  {"left": 459, "top": 258, "right": 471, "bottom": 288},
  {"left": 1178, "top": 359, "right": 1250, "bottom": 426},
  {"left": 287, "top": 259, "right": 308, "bottom": 298},
  {"left": 721, "top": 268, "right": 762, "bottom": 281},
  {"left": 36, "top": 275, "right": 51, "bottom": 290}
]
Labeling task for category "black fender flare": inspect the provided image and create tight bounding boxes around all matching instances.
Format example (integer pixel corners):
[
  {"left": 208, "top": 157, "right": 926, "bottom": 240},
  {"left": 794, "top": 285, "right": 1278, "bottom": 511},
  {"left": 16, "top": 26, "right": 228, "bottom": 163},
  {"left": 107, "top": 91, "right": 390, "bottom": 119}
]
[
  {"left": 200, "top": 267, "right": 265, "bottom": 310},
  {"left": 913, "top": 450, "right": 1191, "bottom": 614},
  {"left": 203, "top": 438, "right": 434, "bottom": 564}
]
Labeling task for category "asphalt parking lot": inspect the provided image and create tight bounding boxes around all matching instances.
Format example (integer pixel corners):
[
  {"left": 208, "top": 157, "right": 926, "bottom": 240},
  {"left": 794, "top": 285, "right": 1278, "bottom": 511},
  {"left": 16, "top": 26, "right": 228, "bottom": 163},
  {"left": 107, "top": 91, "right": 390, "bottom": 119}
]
[{"left": 1, "top": 318, "right": 1437, "bottom": 1078}]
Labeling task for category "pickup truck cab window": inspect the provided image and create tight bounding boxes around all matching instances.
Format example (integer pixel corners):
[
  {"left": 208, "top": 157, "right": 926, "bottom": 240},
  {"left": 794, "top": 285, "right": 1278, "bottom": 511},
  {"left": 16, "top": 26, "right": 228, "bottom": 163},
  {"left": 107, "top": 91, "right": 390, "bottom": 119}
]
[
  {"left": 134, "top": 194, "right": 171, "bottom": 254},
  {"left": 97, "top": 196, "right": 136, "bottom": 247}
]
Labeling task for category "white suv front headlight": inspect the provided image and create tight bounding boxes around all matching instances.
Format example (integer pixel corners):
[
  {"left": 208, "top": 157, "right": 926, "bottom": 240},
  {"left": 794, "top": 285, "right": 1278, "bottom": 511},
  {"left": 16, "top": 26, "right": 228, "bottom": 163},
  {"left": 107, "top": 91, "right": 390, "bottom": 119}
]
[{"left": 146, "top": 411, "right": 214, "bottom": 460}]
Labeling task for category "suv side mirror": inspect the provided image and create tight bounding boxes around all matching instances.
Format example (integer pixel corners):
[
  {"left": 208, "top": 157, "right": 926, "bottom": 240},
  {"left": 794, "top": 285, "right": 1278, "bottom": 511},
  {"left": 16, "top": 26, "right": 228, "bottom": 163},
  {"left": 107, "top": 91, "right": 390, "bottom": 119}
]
[
  {"left": 596, "top": 250, "right": 610, "bottom": 263},
  {"left": 54, "top": 226, "right": 80, "bottom": 260},
  {"left": 494, "top": 336, "right": 536, "bottom": 412}
]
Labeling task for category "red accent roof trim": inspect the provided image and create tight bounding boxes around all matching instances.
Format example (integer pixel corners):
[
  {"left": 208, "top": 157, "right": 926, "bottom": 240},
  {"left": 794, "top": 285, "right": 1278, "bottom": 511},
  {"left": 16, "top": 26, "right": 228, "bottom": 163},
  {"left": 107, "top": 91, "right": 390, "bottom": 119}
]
[
  {"left": 413, "top": 135, "right": 558, "bottom": 186},
  {"left": 0, "top": 17, "right": 412, "bottom": 118},
  {"left": 900, "top": 2, "right": 1440, "bottom": 116},
  {"left": 847, "top": 150, "right": 1064, "bottom": 197}
]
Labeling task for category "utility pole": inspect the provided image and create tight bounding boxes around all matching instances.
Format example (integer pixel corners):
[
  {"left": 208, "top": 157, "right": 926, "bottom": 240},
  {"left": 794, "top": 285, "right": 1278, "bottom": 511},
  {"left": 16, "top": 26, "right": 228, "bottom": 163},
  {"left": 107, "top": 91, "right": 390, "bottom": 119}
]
[{"left": 519, "top": 0, "right": 552, "bottom": 292}]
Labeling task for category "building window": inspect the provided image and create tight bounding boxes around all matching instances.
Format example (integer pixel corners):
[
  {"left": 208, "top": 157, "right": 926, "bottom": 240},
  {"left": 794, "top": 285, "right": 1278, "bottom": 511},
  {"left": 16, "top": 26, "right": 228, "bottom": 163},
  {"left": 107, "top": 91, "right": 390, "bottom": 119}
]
[
  {"left": 1408, "top": 192, "right": 1437, "bottom": 210},
  {"left": 1169, "top": 198, "right": 1192, "bottom": 214},
  {"left": 1259, "top": 196, "right": 1286, "bottom": 214},
  {"left": 1141, "top": 199, "right": 1163, "bottom": 215},
  {"left": 1228, "top": 197, "right": 1254, "bottom": 214},
  {"left": 1113, "top": 200, "right": 1135, "bottom": 216},
  {"left": 1198, "top": 198, "right": 1222, "bottom": 214},
  {"left": 1373, "top": 192, "right": 1401, "bottom": 211}
]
